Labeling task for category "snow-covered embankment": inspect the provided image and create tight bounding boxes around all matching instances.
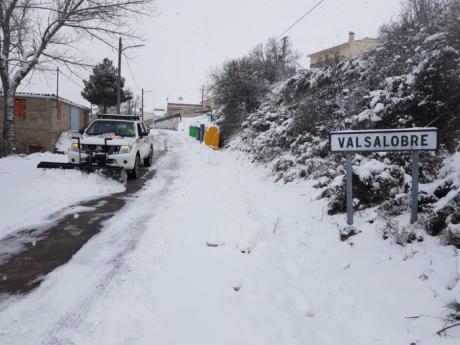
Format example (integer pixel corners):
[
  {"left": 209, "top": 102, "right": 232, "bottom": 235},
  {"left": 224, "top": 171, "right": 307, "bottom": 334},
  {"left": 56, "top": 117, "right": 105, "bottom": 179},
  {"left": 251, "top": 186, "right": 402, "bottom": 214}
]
[{"left": 0, "top": 152, "right": 124, "bottom": 239}]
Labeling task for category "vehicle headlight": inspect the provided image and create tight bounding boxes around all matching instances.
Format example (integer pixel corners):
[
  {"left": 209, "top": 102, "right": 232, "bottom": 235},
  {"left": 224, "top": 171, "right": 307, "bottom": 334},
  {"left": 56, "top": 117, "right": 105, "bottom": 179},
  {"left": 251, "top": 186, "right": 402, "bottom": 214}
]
[
  {"left": 71, "top": 143, "right": 79, "bottom": 152},
  {"left": 119, "top": 145, "right": 132, "bottom": 154}
]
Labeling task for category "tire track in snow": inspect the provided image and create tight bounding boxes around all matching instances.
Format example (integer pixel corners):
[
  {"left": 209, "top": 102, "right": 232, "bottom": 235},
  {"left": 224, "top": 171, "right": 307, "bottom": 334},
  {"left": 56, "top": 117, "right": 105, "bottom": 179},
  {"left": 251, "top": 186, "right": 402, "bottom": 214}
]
[{"left": 41, "top": 143, "right": 182, "bottom": 345}]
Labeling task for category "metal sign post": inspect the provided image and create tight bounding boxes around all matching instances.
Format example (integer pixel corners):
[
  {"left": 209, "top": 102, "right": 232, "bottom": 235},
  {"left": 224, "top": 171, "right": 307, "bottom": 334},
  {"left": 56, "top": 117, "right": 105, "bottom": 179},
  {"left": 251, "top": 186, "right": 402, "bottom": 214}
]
[
  {"left": 410, "top": 152, "right": 420, "bottom": 224},
  {"left": 346, "top": 152, "right": 353, "bottom": 225},
  {"left": 329, "top": 128, "right": 438, "bottom": 227}
]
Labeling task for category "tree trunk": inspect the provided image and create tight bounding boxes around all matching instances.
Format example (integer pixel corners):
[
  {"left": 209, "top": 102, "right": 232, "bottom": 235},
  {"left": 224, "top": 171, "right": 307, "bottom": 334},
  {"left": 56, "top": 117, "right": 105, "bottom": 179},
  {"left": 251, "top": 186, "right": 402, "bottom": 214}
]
[
  {"left": 3, "top": 88, "right": 17, "bottom": 155},
  {"left": 1, "top": 94, "right": 6, "bottom": 156}
]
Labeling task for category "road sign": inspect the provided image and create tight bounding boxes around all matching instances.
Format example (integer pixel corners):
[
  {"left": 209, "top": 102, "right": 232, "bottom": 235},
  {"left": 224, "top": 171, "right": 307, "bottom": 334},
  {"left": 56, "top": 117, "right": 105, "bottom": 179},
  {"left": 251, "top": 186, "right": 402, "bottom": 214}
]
[
  {"left": 329, "top": 127, "right": 438, "bottom": 227},
  {"left": 330, "top": 128, "right": 438, "bottom": 153}
]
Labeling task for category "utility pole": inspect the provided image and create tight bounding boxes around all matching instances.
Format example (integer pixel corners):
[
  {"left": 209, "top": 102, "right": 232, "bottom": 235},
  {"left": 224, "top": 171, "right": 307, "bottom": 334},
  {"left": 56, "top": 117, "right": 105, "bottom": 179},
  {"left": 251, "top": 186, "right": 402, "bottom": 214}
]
[
  {"left": 117, "top": 37, "right": 122, "bottom": 115},
  {"left": 281, "top": 36, "right": 288, "bottom": 59},
  {"left": 142, "top": 88, "right": 152, "bottom": 122},
  {"left": 56, "top": 67, "right": 59, "bottom": 101},
  {"left": 56, "top": 67, "right": 60, "bottom": 118},
  {"left": 281, "top": 36, "right": 288, "bottom": 78},
  {"left": 115, "top": 38, "right": 145, "bottom": 115},
  {"left": 201, "top": 85, "right": 205, "bottom": 110}
]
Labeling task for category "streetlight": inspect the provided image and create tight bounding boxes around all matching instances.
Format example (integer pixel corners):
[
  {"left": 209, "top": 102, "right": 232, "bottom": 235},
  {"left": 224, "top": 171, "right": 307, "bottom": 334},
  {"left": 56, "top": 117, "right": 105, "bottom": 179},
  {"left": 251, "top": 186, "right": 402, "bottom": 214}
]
[
  {"left": 141, "top": 88, "right": 152, "bottom": 121},
  {"left": 117, "top": 37, "right": 145, "bottom": 114}
]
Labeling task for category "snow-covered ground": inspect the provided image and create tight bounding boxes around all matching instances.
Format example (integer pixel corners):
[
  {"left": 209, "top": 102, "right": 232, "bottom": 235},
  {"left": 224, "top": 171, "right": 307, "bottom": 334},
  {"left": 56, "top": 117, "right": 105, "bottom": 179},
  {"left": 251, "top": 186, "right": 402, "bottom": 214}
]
[
  {"left": 0, "top": 152, "right": 124, "bottom": 239},
  {"left": 55, "top": 131, "right": 78, "bottom": 152},
  {"left": 0, "top": 125, "right": 459, "bottom": 344}
]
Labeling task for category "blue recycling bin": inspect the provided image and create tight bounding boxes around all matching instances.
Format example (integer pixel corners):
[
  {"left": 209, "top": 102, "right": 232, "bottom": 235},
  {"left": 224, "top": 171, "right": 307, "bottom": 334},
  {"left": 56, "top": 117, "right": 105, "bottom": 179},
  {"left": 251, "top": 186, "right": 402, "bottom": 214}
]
[{"left": 199, "top": 124, "right": 205, "bottom": 143}]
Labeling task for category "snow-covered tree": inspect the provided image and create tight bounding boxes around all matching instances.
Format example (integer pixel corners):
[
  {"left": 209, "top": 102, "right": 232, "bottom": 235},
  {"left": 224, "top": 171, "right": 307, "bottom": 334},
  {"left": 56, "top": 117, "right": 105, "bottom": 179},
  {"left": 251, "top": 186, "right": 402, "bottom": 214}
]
[
  {"left": 81, "top": 58, "right": 132, "bottom": 113},
  {"left": 0, "top": 0, "right": 153, "bottom": 155},
  {"left": 209, "top": 36, "right": 299, "bottom": 140}
]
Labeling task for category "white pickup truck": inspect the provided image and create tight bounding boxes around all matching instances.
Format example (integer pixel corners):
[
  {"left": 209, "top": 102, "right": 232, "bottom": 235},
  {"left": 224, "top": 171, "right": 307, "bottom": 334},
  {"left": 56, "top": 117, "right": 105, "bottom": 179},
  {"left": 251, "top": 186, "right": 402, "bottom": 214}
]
[{"left": 68, "top": 115, "right": 154, "bottom": 179}]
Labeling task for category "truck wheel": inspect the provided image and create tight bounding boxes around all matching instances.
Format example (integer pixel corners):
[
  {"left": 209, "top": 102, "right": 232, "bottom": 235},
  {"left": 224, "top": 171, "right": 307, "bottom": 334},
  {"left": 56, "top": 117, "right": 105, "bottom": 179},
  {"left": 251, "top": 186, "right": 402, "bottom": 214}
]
[
  {"left": 144, "top": 146, "right": 153, "bottom": 167},
  {"left": 130, "top": 154, "right": 141, "bottom": 179}
]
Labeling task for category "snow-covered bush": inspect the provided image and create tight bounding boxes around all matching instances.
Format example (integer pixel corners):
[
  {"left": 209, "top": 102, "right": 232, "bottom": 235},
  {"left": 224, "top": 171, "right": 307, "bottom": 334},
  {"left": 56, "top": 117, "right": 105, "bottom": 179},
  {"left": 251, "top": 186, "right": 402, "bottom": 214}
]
[
  {"left": 214, "top": 0, "right": 460, "bottom": 244},
  {"left": 210, "top": 37, "right": 300, "bottom": 143},
  {"left": 324, "top": 157, "right": 408, "bottom": 215},
  {"left": 380, "top": 218, "right": 424, "bottom": 246},
  {"left": 423, "top": 152, "right": 460, "bottom": 247}
]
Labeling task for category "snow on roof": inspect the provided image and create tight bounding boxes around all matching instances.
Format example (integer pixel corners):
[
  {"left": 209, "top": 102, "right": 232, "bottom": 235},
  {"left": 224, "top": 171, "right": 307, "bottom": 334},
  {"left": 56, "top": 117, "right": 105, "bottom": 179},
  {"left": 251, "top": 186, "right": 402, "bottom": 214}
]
[
  {"left": 167, "top": 102, "right": 202, "bottom": 108},
  {"left": 1, "top": 92, "right": 90, "bottom": 111}
]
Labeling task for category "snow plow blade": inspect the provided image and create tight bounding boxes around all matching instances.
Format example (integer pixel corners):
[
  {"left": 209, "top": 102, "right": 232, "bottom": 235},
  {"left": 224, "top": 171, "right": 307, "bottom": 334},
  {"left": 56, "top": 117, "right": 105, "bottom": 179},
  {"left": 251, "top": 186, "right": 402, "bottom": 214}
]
[{"left": 37, "top": 162, "right": 127, "bottom": 184}]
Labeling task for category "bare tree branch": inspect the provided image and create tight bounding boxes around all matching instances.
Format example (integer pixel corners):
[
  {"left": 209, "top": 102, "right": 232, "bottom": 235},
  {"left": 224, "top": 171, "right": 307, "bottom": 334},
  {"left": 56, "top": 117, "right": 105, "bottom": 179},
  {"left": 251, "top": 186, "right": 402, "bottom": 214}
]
[{"left": 0, "top": 0, "right": 154, "bottom": 154}]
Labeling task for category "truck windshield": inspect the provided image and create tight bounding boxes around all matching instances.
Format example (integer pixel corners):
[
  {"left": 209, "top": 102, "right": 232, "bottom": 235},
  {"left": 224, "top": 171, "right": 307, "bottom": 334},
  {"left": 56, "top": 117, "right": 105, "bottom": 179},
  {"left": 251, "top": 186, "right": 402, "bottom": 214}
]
[{"left": 85, "top": 121, "right": 136, "bottom": 137}]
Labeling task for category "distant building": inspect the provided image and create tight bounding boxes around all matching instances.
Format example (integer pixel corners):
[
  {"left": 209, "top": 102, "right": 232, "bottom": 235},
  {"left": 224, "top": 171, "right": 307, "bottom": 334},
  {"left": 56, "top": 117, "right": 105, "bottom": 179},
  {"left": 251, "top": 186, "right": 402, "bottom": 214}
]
[
  {"left": 166, "top": 102, "right": 203, "bottom": 118},
  {"left": 0, "top": 92, "right": 89, "bottom": 153},
  {"left": 202, "top": 98, "right": 217, "bottom": 110},
  {"left": 153, "top": 108, "right": 166, "bottom": 116},
  {"left": 308, "top": 32, "right": 381, "bottom": 68}
]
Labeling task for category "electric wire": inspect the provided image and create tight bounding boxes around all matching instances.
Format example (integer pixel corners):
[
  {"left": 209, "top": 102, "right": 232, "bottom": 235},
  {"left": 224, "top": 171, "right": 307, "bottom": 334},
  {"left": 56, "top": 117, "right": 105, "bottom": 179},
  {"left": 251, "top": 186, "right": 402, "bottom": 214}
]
[
  {"left": 124, "top": 55, "right": 197, "bottom": 94},
  {"left": 124, "top": 56, "right": 142, "bottom": 92},
  {"left": 59, "top": 69, "right": 85, "bottom": 89},
  {"left": 277, "top": 0, "right": 326, "bottom": 39}
]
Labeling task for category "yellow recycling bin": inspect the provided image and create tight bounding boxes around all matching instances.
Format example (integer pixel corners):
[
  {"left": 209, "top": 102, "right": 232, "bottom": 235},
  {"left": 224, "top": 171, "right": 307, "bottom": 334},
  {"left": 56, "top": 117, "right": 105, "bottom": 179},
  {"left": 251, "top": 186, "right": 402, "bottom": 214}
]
[{"left": 204, "top": 125, "right": 220, "bottom": 150}]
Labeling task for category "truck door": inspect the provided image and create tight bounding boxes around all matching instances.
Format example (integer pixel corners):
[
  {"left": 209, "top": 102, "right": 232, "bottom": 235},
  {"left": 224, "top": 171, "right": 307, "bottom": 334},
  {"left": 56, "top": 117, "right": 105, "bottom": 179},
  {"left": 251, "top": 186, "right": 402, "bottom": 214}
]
[{"left": 137, "top": 123, "right": 147, "bottom": 158}]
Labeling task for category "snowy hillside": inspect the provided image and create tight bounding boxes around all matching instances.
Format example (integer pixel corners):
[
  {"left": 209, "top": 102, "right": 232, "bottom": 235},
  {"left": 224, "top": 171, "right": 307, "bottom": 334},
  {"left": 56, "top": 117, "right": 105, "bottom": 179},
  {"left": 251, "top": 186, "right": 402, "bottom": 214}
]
[{"left": 226, "top": 4, "right": 460, "bottom": 249}]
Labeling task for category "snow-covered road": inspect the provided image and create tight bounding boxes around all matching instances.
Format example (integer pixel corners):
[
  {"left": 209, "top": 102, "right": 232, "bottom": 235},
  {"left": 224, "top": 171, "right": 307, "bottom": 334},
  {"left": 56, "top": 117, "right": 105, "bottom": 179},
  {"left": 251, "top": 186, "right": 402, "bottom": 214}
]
[{"left": 0, "top": 128, "right": 459, "bottom": 344}]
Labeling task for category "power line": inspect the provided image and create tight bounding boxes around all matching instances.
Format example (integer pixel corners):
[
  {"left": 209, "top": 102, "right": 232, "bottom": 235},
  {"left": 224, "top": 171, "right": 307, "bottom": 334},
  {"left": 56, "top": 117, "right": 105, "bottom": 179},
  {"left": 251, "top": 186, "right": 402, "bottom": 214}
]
[
  {"left": 124, "top": 56, "right": 142, "bottom": 92},
  {"left": 59, "top": 69, "right": 84, "bottom": 89},
  {"left": 147, "top": 88, "right": 199, "bottom": 93},
  {"left": 123, "top": 58, "right": 197, "bottom": 94},
  {"left": 123, "top": 53, "right": 200, "bottom": 96},
  {"left": 277, "top": 0, "right": 326, "bottom": 39}
]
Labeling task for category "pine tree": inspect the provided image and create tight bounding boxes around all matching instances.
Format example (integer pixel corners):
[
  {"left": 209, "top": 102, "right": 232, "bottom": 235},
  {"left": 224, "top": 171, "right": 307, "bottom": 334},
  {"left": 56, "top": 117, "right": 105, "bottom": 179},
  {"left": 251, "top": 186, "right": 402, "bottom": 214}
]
[{"left": 81, "top": 58, "right": 132, "bottom": 112}]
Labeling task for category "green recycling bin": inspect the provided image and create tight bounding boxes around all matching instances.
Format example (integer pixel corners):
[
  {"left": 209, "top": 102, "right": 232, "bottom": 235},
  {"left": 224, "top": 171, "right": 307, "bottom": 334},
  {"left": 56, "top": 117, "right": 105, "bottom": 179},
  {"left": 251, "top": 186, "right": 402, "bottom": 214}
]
[{"left": 189, "top": 126, "right": 199, "bottom": 138}]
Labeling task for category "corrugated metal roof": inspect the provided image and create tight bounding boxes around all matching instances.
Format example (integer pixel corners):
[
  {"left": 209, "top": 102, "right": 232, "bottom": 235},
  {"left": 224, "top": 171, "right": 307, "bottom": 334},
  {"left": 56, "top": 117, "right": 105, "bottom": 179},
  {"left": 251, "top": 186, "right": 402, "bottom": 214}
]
[{"left": 1, "top": 92, "right": 90, "bottom": 111}]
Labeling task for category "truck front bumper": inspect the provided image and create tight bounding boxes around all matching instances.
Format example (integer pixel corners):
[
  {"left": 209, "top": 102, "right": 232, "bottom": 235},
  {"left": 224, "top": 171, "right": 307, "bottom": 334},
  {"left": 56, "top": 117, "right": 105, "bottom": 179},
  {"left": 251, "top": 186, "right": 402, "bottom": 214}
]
[{"left": 68, "top": 151, "right": 136, "bottom": 170}]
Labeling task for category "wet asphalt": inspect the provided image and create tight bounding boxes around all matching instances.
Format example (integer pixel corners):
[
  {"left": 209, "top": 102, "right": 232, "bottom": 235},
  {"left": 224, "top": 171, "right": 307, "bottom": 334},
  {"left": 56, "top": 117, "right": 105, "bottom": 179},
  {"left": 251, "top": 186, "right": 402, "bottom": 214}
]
[{"left": 0, "top": 150, "right": 166, "bottom": 295}]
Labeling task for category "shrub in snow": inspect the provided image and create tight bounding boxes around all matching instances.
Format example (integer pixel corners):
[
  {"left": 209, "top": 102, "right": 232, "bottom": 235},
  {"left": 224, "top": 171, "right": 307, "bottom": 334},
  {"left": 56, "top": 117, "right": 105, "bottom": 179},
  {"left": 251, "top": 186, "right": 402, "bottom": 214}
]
[
  {"left": 381, "top": 218, "right": 423, "bottom": 246},
  {"left": 446, "top": 300, "right": 460, "bottom": 322},
  {"left": 425, "top": 197, "right": 460, "bottom": 248},
  {"left": 421, "top": 150, "right": 460, "bottom": 246},
  {"left": 213, "top": 0, "right": 460, "bottom": 241},
  {"left": 324, "top": 157, "right": 407, "bottom": 215}
]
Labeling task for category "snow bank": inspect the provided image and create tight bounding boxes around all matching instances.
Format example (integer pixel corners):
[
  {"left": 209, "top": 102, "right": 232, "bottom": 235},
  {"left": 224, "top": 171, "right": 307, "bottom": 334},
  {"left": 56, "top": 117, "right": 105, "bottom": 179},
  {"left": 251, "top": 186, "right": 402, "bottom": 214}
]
[
  {"left": 0, "top": 130, "right": 459, "bottom": 344},
  {"left": 0, "top": 152, "right": 125, "bottom": 239},
  {"left": 354, "top": 159, "right": 388, "bottom": 180},
  {"left": 55, "top": 131, "right": 79, "bottom": 152}
]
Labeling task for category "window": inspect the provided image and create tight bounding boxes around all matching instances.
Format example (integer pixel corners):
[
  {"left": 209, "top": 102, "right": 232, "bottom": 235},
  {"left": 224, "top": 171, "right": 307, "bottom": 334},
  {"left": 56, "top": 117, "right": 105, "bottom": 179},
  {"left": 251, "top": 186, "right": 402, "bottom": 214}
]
[
  {"left": 85, "top": 120, "right": 136, "bottom": 137},
  {"left": 29, "top": 145, "right": 44, "bottom": 153},
  {"left": 14, "top": 99, "right": 27, "bottom": 118}
]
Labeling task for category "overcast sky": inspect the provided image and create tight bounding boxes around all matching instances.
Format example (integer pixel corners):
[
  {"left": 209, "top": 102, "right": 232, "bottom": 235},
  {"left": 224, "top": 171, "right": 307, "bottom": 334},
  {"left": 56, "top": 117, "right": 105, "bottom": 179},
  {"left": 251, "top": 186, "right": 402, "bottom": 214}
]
[{"left": 24, "top": 0, "right": 403, "bottom": 112}]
